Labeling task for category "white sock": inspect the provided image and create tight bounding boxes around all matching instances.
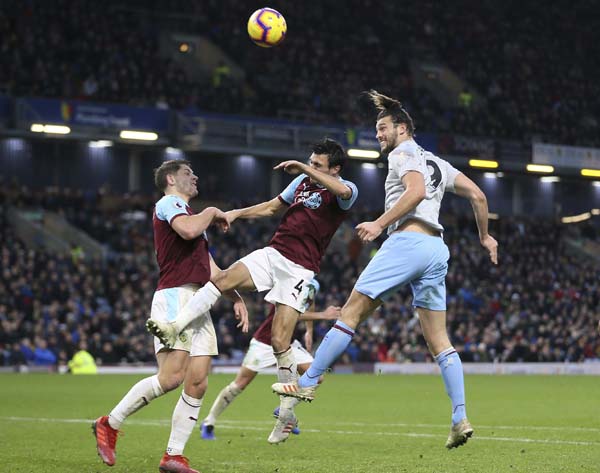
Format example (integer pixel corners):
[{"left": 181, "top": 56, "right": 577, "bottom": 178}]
[
  {"left": 173, "top": 282, "right": 221, "bottom": 333},
  {"left": 274, "top": 347, "right": 297, "bottom": 384},
  {"left": 275, "top": 347, "right": 298, "bottom": 416},
  {"left": 108, "top": 375, "right": 164, "bottom": 429},
  {"left": 167, "top": 391, "right": 203, "bottom": 456},
  {"left": 204, "top": 381, "right": 243, "bottom": 426}
]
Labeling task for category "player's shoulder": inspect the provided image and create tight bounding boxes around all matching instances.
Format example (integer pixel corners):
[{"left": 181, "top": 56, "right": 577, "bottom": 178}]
[
  {"left": 155, "top": 194, "right": 188, "bottom": 219},
  {"left": 389, "top": 140, "right": 421, "bottom": 161},
  {"left": 156, "top": 194, "right": 185, "bottom": 207}
]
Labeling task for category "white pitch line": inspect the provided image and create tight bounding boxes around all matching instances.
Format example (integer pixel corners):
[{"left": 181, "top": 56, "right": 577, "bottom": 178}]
[{"left": 1, "top": 416, "right": 598, "bottom": 447}]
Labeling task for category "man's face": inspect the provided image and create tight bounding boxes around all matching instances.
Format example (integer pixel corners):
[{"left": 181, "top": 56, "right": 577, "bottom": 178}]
[
  {"left": 172, "top": 165, "right": 198, "bottom": 198},
  {"left": 375, "top": 116, "right": 405, "bottom": 154},
  {"left": 308, "top": 153, "right": 337, "bottom": 182}
]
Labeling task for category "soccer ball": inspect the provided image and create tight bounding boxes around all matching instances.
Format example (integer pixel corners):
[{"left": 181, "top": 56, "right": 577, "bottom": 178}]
[{"left": 247, "top": 8, "right": 287, "bottom": 48}]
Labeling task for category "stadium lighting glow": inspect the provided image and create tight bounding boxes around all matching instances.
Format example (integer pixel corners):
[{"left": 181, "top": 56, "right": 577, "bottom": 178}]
[
  {"left": 347, "top": 149, "right": 380, "bottom": 159},
  {"left": 488, "top": 213, "right": 499, "bottom": 220},
  {"left": 483, "top": 172, "right": 497, "bottom": 179},
  {"left": 581, "top": 168, "right": 600, "bottom": 178},
  {"left": 591, "top": 208, "right": 600, "bottom": 215},
  {"left": 526, "top": 164, "right": 554, "bottom": 173},
  {"left": 561, "top": 212, "right": 591, "bottom": 224},
  {"left": 540, "top": 176, "right": 560, "bottom": 183},
  {"left": 30, "top": 123, "right": 71, "bottom": 134},
  {"left": 468, "top": 159, "right": 498, "bottom": 169},
  {"left": 361, "top": 163, "right": 377, "bottom": 170},
  {"left": 89, "top": 140, "right": 113, "bottom": 148},
  {"left": 593, "top": 181, "right": 600, "bottom": 188},
  {"left": 120, "top": 130, "right": 159, "bottom": 141}
]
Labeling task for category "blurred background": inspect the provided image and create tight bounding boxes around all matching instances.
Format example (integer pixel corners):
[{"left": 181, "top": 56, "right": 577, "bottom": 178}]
[{"left": 0, "top": 0, "right": 598, "bottom": 373}]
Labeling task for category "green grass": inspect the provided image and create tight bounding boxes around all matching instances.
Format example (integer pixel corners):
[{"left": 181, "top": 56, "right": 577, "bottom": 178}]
[{"left": 1, "top": 373, "right": 599, "bottom": 472}]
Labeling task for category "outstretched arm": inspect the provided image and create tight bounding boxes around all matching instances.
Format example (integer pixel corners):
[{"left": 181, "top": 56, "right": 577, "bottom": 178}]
[
  {"left": 209, "top": 256, "right": 249, "bottom": 332},
  {"left": 171, "top": 207, "right": 229, "bottom": 240},
  {"left": 226, "top": 197, "right": 286, "bottom": 224},
  {"left": 356, "top": 171, "right": 426, "bottom": 242},
  {"left": 274, "top": 160, "right": 353, "bottom": 199},
  {"left": 452, "top": 173, "right": 498, "bottom": 264}
]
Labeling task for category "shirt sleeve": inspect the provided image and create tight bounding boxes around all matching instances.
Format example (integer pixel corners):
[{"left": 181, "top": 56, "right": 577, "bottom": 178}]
[
  {"left": 444, "top": 161, "right": 462, "bottom": 192},
  {"left": 279, "top": 174, "right": 307, "bottom": 204},
  {"left": 389, "top": 146, "right": 427, "bottom": 180},
  {"left": 155, "top": 196, "right": 188, "bottom": 225},
  {"left": 336, "top": 179, "right": 359, "bottom": 210}
]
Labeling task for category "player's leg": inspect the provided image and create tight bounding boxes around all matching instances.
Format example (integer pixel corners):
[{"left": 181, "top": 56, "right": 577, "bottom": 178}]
[
  {"left": 93, "top": 349, "right": 187, "bottom": 466},
  {"left": 200, "top": 366, "right": 258, "bottom": 439},
  {"left": 296, "top": 289, "right": 379, "bottom": 389},
  {"left": 412, "top": 235, "right": 471, "bottom": 448},
  {"left": 160, "top": 354, "right": 210, "bottom": 473},
  {"left": 417, "top": 307, "right": 472, "bottom": 448}
]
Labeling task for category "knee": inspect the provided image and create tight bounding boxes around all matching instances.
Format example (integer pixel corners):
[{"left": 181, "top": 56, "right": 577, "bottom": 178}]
[
  {"left": 158, "top": 371, "right": 185, "bottom": 392},
  {"left": 271, "top": 333, "right": 289, "bottom": 353},
  {"left": 186, "top": 376, "right": 208, "bottom": 399},
  {"left": 423, "top": 333, "right": 452, "bottom": 357}
]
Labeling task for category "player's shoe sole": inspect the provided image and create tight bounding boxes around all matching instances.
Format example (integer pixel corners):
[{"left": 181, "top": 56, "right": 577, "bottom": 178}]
[
  {"left": 445, "top": 418, "right": 474, "bottom": 449},
  {"left": 146, "top": 319, "right": 177, "bottom": 348},
  {"left": 272, "top": 381, "right": 316, "bottom": 402}
]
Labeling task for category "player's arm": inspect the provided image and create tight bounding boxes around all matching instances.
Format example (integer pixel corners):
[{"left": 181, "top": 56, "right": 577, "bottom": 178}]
[
  {"left": 209, "top": 256, "right": 249, "bottom": 332},
  {"left": 300, "top": 305, "right": 341, "bottom": 321},
  {"left": 171, "top": 207, "right": 229, "bottom": 240},
  {"left": 274, "top": 160, "right": 353, "bottom": 199},
  {"left": 452, "top": 173, "right": 498, "bottom": 264},
  {"left": 226, "top": 197, "right": 286, "bottom": 224},
  {"left": 356, "top": 171, "right": 425, "bottom": 242}
]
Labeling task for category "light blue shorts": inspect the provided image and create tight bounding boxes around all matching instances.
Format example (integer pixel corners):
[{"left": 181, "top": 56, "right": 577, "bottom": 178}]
[{"left": 355, "top": 232, "right": 450, "bottom": 311}]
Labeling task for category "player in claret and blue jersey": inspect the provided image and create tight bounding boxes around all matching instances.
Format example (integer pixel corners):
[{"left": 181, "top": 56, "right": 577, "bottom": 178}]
[{"left": 147, "top": 138, "right": 358, "bottom": 444}]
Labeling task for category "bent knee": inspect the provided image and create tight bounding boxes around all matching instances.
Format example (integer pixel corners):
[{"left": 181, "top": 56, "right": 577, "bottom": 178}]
[{"left": 158, "top": 372, "right": 185, "bottom": 392}]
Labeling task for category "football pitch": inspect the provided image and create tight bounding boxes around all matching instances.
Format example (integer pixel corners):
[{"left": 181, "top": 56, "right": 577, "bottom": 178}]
[{"left": 1, "top": 373, "right": 598, "bottom": 472}]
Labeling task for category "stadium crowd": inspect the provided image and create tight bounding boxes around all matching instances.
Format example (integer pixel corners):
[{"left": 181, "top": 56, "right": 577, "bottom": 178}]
[
  {"left": 1, "top": 0, "right": 598, "bottom": 146},
  {"left": 1, "top": 183, "right": 598, "bottom": 370}
]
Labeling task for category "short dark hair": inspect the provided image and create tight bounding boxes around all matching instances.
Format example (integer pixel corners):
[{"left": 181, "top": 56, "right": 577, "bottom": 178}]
[
  {"left": 153, "top": 159, "right": 191, "bottom": 191},
  {"left": 311, "top": 138, "right": 346, "bottom": 170},
  {"left": 367, "top": 89, "right": 415, "bottom": 136}
]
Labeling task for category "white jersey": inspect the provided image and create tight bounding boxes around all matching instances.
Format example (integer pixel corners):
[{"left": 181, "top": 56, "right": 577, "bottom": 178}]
[{"left": 384, "top": 139, "right": 461, "bottom": 233}]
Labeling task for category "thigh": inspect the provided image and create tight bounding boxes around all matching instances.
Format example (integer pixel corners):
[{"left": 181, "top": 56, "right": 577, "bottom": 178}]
[
  {"left": 213, "top": 260, "right": 257, "bottom": 292},
  {"left": 238, "top": 248, "right": 274, "bottom": 292},
  {"left": 157, "top": 349, "right": 190, "bottom": 379},
  {"left": 354, "top": 233, "right": 426, "bottom": 301},
  {"left": 234, "top": 366, "right": 259, "bottom": 389},
  {"left": 152, "top": 285, "right": 200, "bottom": 353},
  {"left": 265, "top": 249, "right": 315, "bottom": 313},
  {"left": 410, "top": 239, "right": 449, "bottom": 311}
]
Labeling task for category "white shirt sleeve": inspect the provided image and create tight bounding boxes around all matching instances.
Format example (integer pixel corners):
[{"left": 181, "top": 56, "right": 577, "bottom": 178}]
[
  {"left": 389, "top": 146, "right": 427, "bottom": 180},
  {"left": 444, "top": 161, "right": 462, "bottom": 192}
]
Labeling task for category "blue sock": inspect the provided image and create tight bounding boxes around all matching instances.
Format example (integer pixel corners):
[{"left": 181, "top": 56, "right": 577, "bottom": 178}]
[
  {"left": 298, "top": 321, "right": 354, "bottom": 388},
  {"left": 435, "top": 347, "right": 466, "bottom": 425}
]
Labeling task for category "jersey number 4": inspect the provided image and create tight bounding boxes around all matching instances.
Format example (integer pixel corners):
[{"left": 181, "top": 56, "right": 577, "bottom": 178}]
[{"left": 292, "top": 279, "right": 304, "bottom": 300}]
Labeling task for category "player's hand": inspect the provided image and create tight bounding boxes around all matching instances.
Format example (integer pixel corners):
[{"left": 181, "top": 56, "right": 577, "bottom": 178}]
[
  {"left": 212, "top": 209, "right": 230, "bottom": 233},
  {"left": 273, "top": 160, "right": 304, "bottom": 175},
  {"left": 233, "top": 298, "right": 249, "bottom": 333},
  {"left": 480, "top": 234, "right": 498, "bottom": 264},
  {"left": 225, "top": 209, "right": 240, "bottom": 225},
  {"left": 303, "top": 330, "right": 313, "bottom": 352},
  {"left": 322, "top": 305, "right": 341, "bottom": 320},
  {"left": 356, "top": 221, "right": 383, "bottom": 243}
]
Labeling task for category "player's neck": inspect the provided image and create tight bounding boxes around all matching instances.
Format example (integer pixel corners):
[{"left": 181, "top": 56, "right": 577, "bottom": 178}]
[{"left": 165, "top": 189, "right": 190, "bottom": 204}]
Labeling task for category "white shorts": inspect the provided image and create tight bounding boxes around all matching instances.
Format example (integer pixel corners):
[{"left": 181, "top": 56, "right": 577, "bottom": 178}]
[
  {"left": 239, "top": 247, "right": 315, "bottom": 313},
  {"left": 242, "top": 338, "right": 314, "bottom": 372},
  {"left": 151, "top": 284, "right": 218, "bottom": 356}
]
